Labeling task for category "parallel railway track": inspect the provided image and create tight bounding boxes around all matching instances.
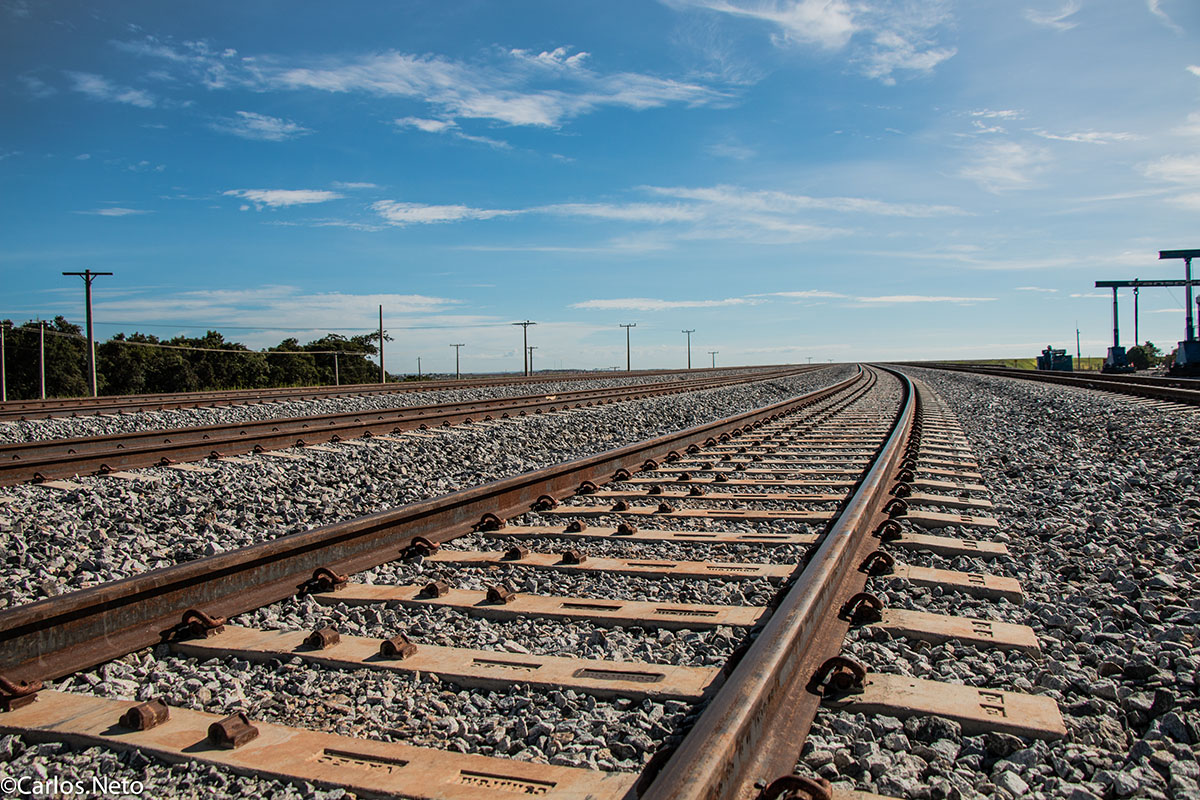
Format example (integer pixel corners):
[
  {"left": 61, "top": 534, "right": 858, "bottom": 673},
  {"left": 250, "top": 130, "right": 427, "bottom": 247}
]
[
  {"left": 897, "top": 362, "right": 1200, "bottom": 409},
  {"left": 0, "top": 365, "right": 1065, "bottom": 799},
  {"left": 0, "top": 366, "right": 814, "bottom": 486},
  {"left": 0, "top": 366, "right": 788, "bottom": 422}
]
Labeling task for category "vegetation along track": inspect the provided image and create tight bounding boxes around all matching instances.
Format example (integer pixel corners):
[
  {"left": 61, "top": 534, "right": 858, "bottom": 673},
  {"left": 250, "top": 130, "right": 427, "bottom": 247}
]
[
  {"left": 0, "top": 365, "right": 1066, "bottom": 799},
  {"left": 0, "top": 366, "right": 814, "bottom": 486},
  {"left": 0, "top": 366, "right": 785, "bottom": 422}
]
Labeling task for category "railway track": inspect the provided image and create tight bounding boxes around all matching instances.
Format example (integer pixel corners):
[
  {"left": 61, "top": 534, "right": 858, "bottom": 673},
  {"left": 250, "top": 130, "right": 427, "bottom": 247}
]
[
  {"left": 0, "top": 365, "right": 1065, "bottom": 799},
  {"left": 898, "top": 362, "right": 1200, "bottom": 411},
  {"left": 0, "top": 366, "right": 814, "bottom": 486},
  {"left": 0, "top": 366, "right": 784, "bottom": 422}
]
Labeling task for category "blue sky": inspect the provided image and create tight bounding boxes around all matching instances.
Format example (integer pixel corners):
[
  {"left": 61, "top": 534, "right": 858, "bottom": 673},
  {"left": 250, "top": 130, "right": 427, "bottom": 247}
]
[{"left": 3, "top": 0, "right": 1200, "bottom": 373}]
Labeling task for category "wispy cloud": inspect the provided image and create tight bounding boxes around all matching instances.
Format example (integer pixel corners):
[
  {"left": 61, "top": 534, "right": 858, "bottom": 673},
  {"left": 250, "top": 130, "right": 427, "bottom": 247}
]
[
  {"left": 960, "top": 141, "right": 1049, "bottom": 192},
  {"left": 122, "top": 36, "right": 725, "bottom": 129},
  {"left": 705, "top": 140, "right": 756, "bottom": 160},
  {"left": 969, "top": 109, "right": 1023, "bottom": 120},
  {"left": 752, "top": 290, "right": 848, "bottom": 299},
  {"left": 1024, "top": 1, "right": 1082, "bottom": 31},
  {"left": 1146, "top": 0, "right": 1182, "bottom": 34},
  {"left": 645, "top": 184, "right": 967, "bottom": 217},
  {"left": 571, "top": 296, "right": 753, "bottom": 311},
  {"left": 372, "top": 200, "right": 517, "bottom": 225},
  {"left": 224, "top": 189, "right": 345, "bottom": 209},
  {"left": 1015, "top": 286, "right": 1057, "bottom": 292},
  {"left": 1070, "top": 291, "right": 1109, "bottom": 298},
  {"left": 538, "top": 202, "right": 705, "bottom": 223},
  {"left": 1189, "top": 66, "right": 1200, "bottom": 78},
  {"left": 393, "top": 116, "right": 511, "bottom": 149},
  {"left": 331, "top": 181, "right": 379, "bottom": 190},
  {"left": 75, "top": 207, "right": 153, "bottom": 217},
  {"left": 663, "top": 0, "right": 956, "bottom": 84},
  {"left": 18, "top": 74, "right": 56, "bottom": 98},
  {"left": 211, "top": 111, "right": 311, "bottom": 141},
  {"left": 1143, "top": 154, "right": 1200, "bottom": 184},
  {"left": 853, "top": 294, "right": 994, "bottom": 305},
  {"left": 66, "top": 71, "right": 155, "bottom": 108},
  {"left": 1030, "top": 129, "right": 1139, "bottom": 144}
]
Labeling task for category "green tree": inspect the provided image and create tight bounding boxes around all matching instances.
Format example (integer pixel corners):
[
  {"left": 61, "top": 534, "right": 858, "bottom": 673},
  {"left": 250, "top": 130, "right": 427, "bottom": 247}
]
[
  {"left": 1, "top": 317, "right": 89, "bottom": 399},
  {"left": 1126, "top": 341, "right": 1164, "bottom": 371}
]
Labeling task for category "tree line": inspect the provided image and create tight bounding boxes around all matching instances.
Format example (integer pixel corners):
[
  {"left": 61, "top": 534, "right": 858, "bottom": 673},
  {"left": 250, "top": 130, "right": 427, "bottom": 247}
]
[{"left": 1, "top": 317, "right": 388, "bottom": 400}]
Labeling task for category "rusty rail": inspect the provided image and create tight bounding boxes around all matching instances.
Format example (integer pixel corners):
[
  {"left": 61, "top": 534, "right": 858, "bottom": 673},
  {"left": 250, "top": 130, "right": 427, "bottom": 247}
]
[
  {"left": 0, "top": 365, "right": 798, "bottom": 421},
  {"left": 897, "top": 362, "right": 1200, "bottom": 405},
  {"left": 0, "top": 366, "right": 816, "bottom": 486},
  {"left": 0, "top": 370, "right": 866, "bottom": 686},
  {"left": 640, "top": 365, "right": 916, "bottom": 800}
]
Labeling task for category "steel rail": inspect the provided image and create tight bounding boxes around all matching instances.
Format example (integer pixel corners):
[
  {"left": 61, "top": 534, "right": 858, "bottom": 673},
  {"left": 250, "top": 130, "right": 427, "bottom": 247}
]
[
  {"left": 0, "top": 365, "right": 796, "bottom": 421},
  {"left": 640, "top": 365, "right": 915, "bottom": 800},
  {"left": 896, "top": 362, "right": 1200, "bottom": 405},
  {"left": 0, "top": 369, "right": 867, "bottom": 688},
  {"left": 0, "top": 367, "right": 815, "bottom": 486}
]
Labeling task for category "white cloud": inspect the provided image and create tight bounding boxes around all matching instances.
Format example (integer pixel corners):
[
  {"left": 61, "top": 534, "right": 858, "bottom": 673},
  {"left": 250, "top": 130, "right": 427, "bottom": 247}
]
[
  {"left": 1146, "top": 0, "right": 1182, "bottom": 34},
  {"left": 1143, "top": 154, "right": 1200, "bottom": 184},
  {"left": 372, "top": 200, "right": 516, "bottom": 225},
  {"left": 645, "top": 184, "right": 966, "bottom": 217},
  {"left": 1031, "top": 129, "right": 1139, "bottom": 144},
  {"left": 663, "top": 0, "right": 857, "bottom": 49},
  {"left": 211, "top": 111, "right": 311, "bottom": 141},
  {"left": 331, "top": 182, "right": 379, "bottom": 190},
  {"left": 76, "top": 207, "right": 153, "bottom": 217},
  {"left": 571, "top": 297, "right": 753, "bottom": 311},
  {"left": 393, "top": 116, "right": 511, "bottom": 149},
  {"left": 1024, "top": 1, "right": 1082, "bottom": 31},
  {"left": 1070, "top": 292, "right": 1109, "bottom": 298},
  {"left": 664, "top": 0, "right": 955, "bottom": 83},
  {"left": 753, "top": 290, "right": 848, "bottom": 299},
  {"left": 1015, "top": 286, "right": 1058, "bottom": 292},
  {"left": 66, "top": 71, "right": 155, "bottom": 107},
  {"left": 538, "top": 202, "right": 705, "bottom": 223},
  {"left": 1165, "top": 193, "right": 1200, "bottom": 210},
  {"left": 510, "top": 46, "right": 591, "bottom": 70},
  {"left": 19, "top": 74, "right": 56, "bottom": 98},
  {"left": 853, "top": 294, "right": 994, "bottom": 305},
  {"left": 960, "top": 141, "right": 1049, "bottom": 192},
  {"left": 1189, "top": 66, "right": 1200, "bottom": 78},
  {"left": 706, "top": 141, "right": 756, "bottom": 160},
  {"left": 395, "top": 116, "right": 457, "bottom": 133},
  {"left": 74, "top": 153, "right": 90, "bottom": 160},
  {"left": 969, "top": 109, "right": 1022, "bottom": 120},
  {"left": 224, "top": 189, "right": 345, "bottom": 209}
]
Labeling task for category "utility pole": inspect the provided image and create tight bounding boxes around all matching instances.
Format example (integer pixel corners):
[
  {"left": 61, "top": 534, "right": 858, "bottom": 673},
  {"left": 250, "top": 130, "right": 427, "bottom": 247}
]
[
  {"left": 1, "top": 322, "right": 6, "bottom": 402},
  {"left": 528, "top": 346, "right": 537, "bottom": 373},
  {"left": 513, "top": 321, "right": 536, "bottom": 376},
  {"left": 620, "top": 323, "right": 636, "bottom": 372},
  {"left": 378, "top": 305, "right": 385, "bottom": 384},
  {"left": 39, "top": 320, "right": 46, "bottom": 399},
  {"left": 682, "top": 329, "right": 695, "bottom": 370},
  {"left": 62, "top": 269, "right": 112, "bottom": 397},
  {"left": 333, "top": 352, "right": 339, "bottom": 386},
  {"left": 417, "top": 356, "right": 422, "bottom": 379},
  {"left": 450, "top": 343, "right": 464, "bottom": 379},
  {"left": 807, "top": 356, "right": 813, "bottom": 364},
  {"left": 1076, "top": 324, "right": 1081, "bottom": 362},
  {"left": 708, "top": 350, "right": 718, "bottom": 369}
]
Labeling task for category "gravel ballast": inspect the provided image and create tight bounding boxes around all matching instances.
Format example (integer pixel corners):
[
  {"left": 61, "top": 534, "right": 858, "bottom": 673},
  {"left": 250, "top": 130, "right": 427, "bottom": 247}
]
[
  {"left": 799, "top": 368, "right": 1200, "bottom": 800},
  {"left": 0, "top": 367, "right": 851, "bottom": 607}
]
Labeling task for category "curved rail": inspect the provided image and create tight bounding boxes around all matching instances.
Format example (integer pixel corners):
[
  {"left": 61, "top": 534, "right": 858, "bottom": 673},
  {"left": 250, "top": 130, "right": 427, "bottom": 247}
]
[{"left": 642, "top": 365, "right": 915, "bottom": 800}]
